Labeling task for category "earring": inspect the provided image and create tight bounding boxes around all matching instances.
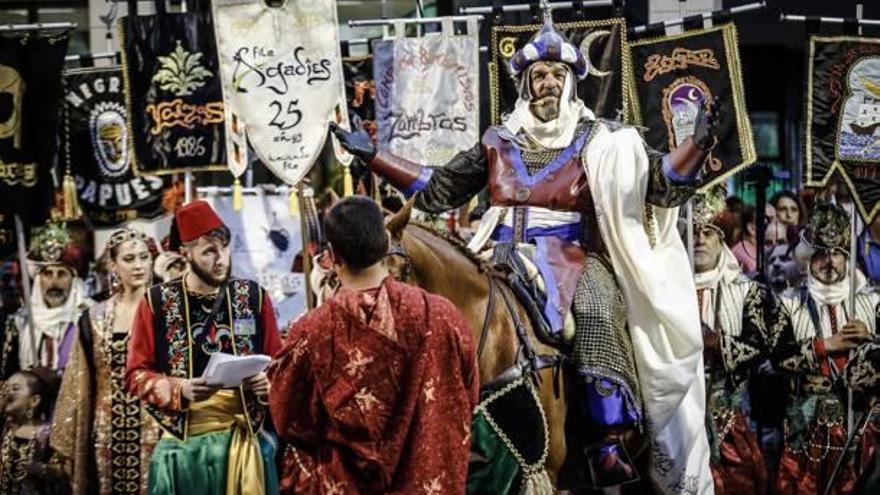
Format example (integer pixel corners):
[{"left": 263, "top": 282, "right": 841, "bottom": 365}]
[
  {"left": 110, "top": 272, "right": 120, "bottom": 293},
  {"left": 25, "top": 405, "right": 33, "bottom": 422}
]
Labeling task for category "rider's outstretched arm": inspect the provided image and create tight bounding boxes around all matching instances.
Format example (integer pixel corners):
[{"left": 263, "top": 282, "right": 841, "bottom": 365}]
[{"left": 330, "top": 123, "right": 487, "bottom": 214}]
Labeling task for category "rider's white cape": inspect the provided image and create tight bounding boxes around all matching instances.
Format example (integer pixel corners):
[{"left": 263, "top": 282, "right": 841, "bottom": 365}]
[{"left": 584, "top": 124, "right": 713, "bottom": 495}]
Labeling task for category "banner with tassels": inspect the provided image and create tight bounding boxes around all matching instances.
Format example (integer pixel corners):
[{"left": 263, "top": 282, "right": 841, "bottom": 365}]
[
  {"left": 806, "top": 36, "right": 880, "bottom": 222},
  {"left": 62, "top": 67, "right": 169, "bottom": 227},
  {"left": 628, "top": 23, "right": 755, "bottom": 190},
  {"left": 490, "top": 17, "right": 628, "bottom": 124},
  {"left": 373, "top": 17, "right": 481, "bottom": 166},
  {"left": 120, "top": 0, "right": 228, "bottom": 176},
  {"left": 212, "top": 0, "right": 350, "bottom": 189},
  {"left": 0, "top": 31, "right": 70, "bottom": 224}
]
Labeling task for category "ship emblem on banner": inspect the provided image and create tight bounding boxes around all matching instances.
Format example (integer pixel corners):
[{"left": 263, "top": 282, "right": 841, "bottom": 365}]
[
  {"left": 119, "top": 0, "right": 228, "bottom": 176},
  {"left": 372, "top": 17, "right": 480, "bottom": 166},
  {"left": 212, "top": 0, "right": 349, "bottom": 186},
  {"left": 806, "top": 36, "right": 880, "bottom": 221},
  {"left": 628, "top": 23, "right": 755, "bottom": 190},
  {"left": 63, "top": 67, "right": 168, "bottom": 227},
  {"left": 489, "top": 17, "right": 629, "bottom": 124}
]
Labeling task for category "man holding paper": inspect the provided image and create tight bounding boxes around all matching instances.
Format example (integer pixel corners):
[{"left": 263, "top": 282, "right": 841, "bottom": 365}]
[{"left": 126, "top": 200, "right": 282, "bottom": 495}]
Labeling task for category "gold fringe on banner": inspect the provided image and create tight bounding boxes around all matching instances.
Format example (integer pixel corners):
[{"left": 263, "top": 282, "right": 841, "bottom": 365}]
[
  {"left": 343, "top": 165, "right": 353, "bottom": 197},
  {"left": 232, "top": 178, "right": 243, "bottom": 211},
  {"left": 288, "top": 187, "right": 300, "bottom": 217},
  {"left": 61, "top": 171, "right": 81, "bottom": 220}
]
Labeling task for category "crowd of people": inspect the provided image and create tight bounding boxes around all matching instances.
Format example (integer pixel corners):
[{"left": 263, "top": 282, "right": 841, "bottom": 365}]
[{"left": 2, "top": 11, "right": 880, "bottom": 495}]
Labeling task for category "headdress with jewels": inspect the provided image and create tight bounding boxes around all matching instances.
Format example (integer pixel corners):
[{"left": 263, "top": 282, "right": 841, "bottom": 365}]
[
  {"left": 105, "top": 228, "right": 157, "bottom": 259},
  {"left": 690, "top": 185, "right": 728, "bottom": 238},
  {"left": 509, "top": 6, "right": 589, "bottom": 81},
  {"left": 802, "top": 202, "right": 850, "bottom": 256},
  {"left": 27, "top": 222, "right": 87, "bottom": 276}
]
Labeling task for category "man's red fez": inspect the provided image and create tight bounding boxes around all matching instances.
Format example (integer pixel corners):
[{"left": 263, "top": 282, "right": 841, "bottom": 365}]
[{"left": 176, "top": 200, "right": 225, "bottom": 243}]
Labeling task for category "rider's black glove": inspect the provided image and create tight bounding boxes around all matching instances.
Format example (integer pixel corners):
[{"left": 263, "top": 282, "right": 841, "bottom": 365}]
[{"left": 329, "top": 122, "right": 377, "bottom": 163}]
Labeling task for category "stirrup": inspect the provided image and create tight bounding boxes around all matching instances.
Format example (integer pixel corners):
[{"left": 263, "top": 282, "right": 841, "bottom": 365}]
[{"left": 584, "top": 439, "right": 640, "bottom": 488}]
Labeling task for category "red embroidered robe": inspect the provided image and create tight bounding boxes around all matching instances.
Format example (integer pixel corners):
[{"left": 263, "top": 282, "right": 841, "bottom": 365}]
[{"left": 268, "top": 277, "right": 479, "bottom": 494}]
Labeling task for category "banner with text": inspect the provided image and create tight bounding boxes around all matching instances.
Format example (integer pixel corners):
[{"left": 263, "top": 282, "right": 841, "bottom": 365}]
[
  {"left": 0, "top": 33, "right": 70, "bottom": 223},
  {"left": 806, "top": 36, "right": 880, "bottom": 222},
  {"left": 373, "top": 18, "right": 480, "bottom": 166},
  {"left": 213, "top": 0, "right": 349, "bottom": 185},
  {"left": 63, "top": 67, "right": 167, "bottom": 227},
  {"left": 120, "top": 0, "right": 227, "bottom": 175},
  {"left": 490, "top": 18, "right": 628, "bottom": 124},
  {"left": 629, "top": 23, "right": 755, "bottom": 190}
]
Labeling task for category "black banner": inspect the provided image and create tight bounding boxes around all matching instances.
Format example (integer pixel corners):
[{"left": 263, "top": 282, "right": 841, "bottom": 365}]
[
  {"left": 629, "top": 23, "right": 755, "bottom": 190},
  {"left": 806, "top": 36, "right": 880, "bottom": 222},
  {"left": 489, "top": 18, "right": 628, "bottom": 124},
  {"left": 62, "top": 67, "right": 168, "bottom": 227},
  {"left": 0, "top": 32, "right": 70, "bottom": 223},
  {"left": 120, "top": 0, "right": 226, "bottom": 175}
]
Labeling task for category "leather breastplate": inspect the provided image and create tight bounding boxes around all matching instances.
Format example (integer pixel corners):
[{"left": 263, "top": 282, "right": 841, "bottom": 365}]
[{"left": 483, "top": 126, "right": 594, "bottom": 212}]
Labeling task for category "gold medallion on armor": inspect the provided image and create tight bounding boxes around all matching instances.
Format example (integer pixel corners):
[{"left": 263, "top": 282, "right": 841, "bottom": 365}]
[{"left": 515, "top": 187, "right": 531, "bottom": 202}]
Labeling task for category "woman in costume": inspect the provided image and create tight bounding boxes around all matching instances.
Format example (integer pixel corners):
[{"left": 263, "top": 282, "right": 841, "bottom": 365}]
[
  {"left": 51, "top": 229, "right": 160, "bottom": 495},
  {"left": 0, "top": 368, "right": 67, "bottom": 494}
]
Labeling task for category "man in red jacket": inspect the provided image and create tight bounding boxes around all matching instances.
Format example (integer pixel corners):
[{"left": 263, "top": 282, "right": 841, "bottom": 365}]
[
  {"left": 126, "top": 200, "right": 282, "bottom": 495},
  {"left": 268, "top": 196, "right": 479, "bottom": 494}
]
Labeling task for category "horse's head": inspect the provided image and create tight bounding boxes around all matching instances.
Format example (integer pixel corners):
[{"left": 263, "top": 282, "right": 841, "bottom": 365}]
[{"left": 384, "top": 198, "right": 415, "bottom": 281}]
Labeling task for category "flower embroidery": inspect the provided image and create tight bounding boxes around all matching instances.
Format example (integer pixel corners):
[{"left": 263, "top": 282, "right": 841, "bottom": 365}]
[
  {"left": 423, "top": 378, "right": 436, "bottom": 403},
  {"left": 344, "top": 348, "right": 373, "bottom": 378},
  {"left": 354, "top": 388, "right": 380, "bottom": 413},
  {"left": 421, "top": 475, "right": 444, "bottom": 495},
  {"left": 290, "top": 338, "right": 309, "bottom": 362},
  {"left": 321, "top": 478, "right": 346, "bottom": 495}
]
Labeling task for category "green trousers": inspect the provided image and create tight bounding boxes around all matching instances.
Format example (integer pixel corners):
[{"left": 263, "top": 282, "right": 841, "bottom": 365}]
[{"left": 148, "top": 430, "right": 279, "bottom": 495}]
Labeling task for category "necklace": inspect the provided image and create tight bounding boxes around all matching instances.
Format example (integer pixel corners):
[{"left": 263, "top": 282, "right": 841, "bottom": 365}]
[{"left": 0, "top": 425, "right": 38, "bottom": 489}]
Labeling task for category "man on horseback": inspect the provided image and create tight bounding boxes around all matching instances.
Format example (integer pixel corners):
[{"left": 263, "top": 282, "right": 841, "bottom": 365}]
[{"left": 332, "top": 9, "right": 718, "bottom": 494}]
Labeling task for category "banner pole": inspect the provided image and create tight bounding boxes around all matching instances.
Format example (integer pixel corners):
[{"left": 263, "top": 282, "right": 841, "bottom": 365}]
[
  {"left": 13, "top": 215, "right": 36, "bottom": 366},
  {"left": 847, "top": 207, "right": 858, "bottom": 438},
  {"left": 686, "top": 199, "right": 695, "bottom": 271}
]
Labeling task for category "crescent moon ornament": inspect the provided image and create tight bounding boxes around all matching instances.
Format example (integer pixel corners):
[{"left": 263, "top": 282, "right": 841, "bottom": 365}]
[{"left": 579, "top": 30, "right": 612, "bottom": 78}]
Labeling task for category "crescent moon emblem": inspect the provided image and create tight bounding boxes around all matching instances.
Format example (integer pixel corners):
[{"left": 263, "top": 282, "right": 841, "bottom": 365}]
[{"left": 579, "top": 30, "right": 612, "bottom": 78}]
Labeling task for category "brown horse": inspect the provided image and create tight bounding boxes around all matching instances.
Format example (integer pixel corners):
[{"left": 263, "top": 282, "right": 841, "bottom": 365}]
[{"left": 383, "top": 200, "right": 572, "bottom": 485}]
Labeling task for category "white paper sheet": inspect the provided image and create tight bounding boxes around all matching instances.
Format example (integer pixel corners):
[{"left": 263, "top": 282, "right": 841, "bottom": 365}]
[{"left": 202, "top": 352, "right": 271, "bottom": 388}]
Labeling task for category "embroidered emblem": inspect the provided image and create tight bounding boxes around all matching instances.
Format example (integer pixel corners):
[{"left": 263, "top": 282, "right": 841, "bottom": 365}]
[
  {"left": 421, "top": 475, "right": 444, "bottom": 495},
  {"left": 354, "top": 388, "right": 379, "bottom": 413},
  {"left": 423, "top": 377, "right": 436, "bottom": 403},
  {"left": 153, "top": 40, "right": 213, "bottom": 97},
  {"left": 344, "top": 348, "right": 373, "bottom": 379}
]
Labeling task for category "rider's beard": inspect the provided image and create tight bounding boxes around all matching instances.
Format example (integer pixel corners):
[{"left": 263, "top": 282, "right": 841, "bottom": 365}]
[{"left": 529, "top": 95, "right": 560, "bottom": 122}]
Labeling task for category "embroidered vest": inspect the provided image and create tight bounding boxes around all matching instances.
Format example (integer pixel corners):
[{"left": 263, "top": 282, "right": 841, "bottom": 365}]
[
  {"left": 146, "top": 278, "right": 266, "bottom": 440},
  {"left": 483, "top": 126, "right": 596, "bottom": 212}
]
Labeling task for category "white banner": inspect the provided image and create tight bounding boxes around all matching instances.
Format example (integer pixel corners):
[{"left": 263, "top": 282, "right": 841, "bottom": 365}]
[
  {"left": 213, "top": 0, "right": 349, "bottom": 184},
  {"left": 206, "top": 193, "right": 307, "bottom": 332},
  {"left": 373, "top": 18, "right": 480, "bottom": 166}
]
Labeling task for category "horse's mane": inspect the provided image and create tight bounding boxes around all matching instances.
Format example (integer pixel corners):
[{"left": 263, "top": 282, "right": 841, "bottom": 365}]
[{"left": 407, "top": 220, "right": 489, "bottom": 273}]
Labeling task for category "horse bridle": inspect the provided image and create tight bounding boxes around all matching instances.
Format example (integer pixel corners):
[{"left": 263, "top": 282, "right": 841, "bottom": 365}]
[{"left": 385, "top": 244, "right": 414, "bottom": 282}]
